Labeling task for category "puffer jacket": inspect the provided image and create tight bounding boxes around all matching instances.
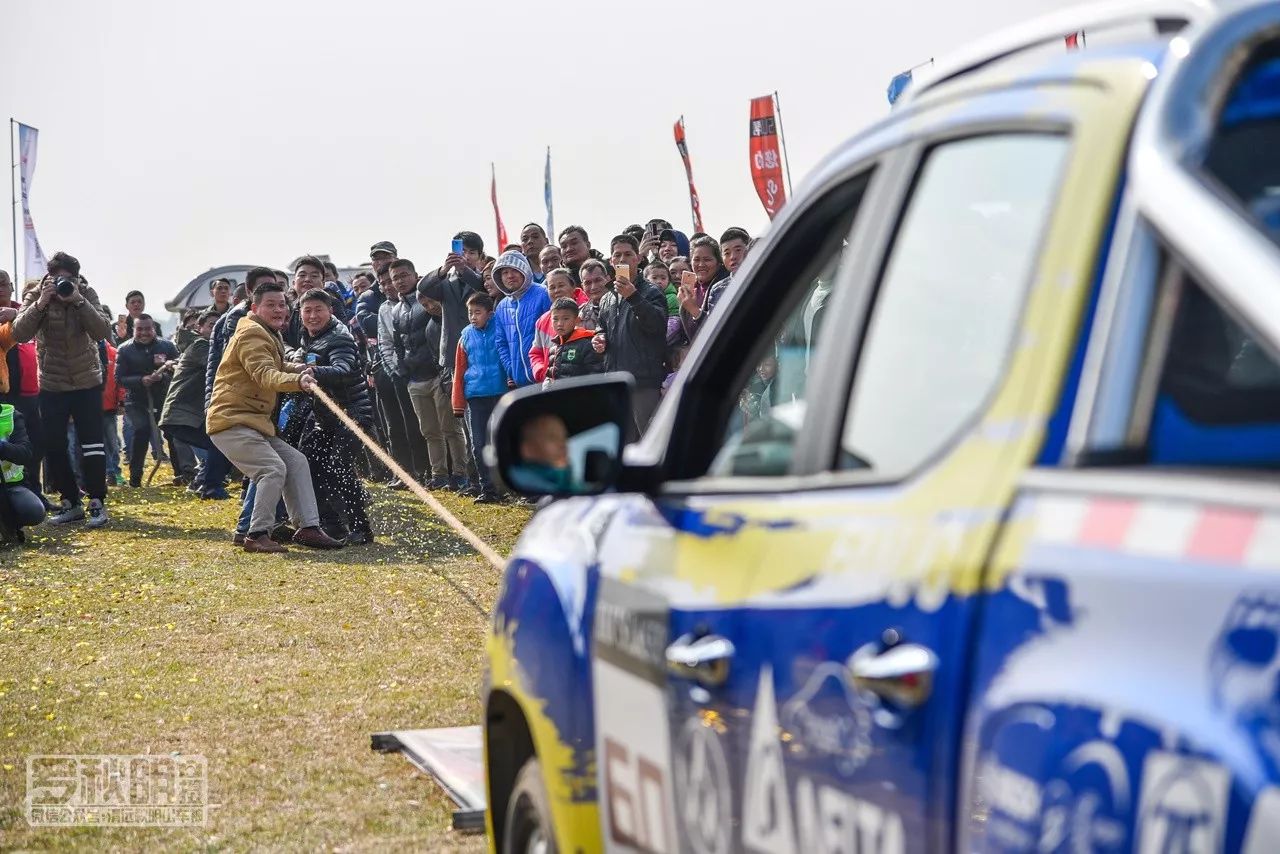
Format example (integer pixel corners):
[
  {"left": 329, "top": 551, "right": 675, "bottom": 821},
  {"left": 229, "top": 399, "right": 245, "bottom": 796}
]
[
  {"left": 1, "top": 299, "right": 38, "bottom": 399},
  {"left": 160, "top": 336, "right": 211, "bottom": 431},
  {"left": 11, "top": 283, "right": 111, "bottom": 392},
  {"left": 451, "top": 322, "right": 508, "bottom": 412},
  {"left": 491, "top": 251, "right": 551, "bottom": 388},
  {"left": 391, "top": 298, "right": 440, "bottom": 382},
  {"left": 205, "top": 300, "right": 249, "bottom": 411},
  {"left": 289, "top": 318, "right": 374, "bottom": 430},
  {"left": 206, "top": 314, "right": 303, "bottom": 438},
  {"left": 100, "top": 342, "right": 124, "bottom": 413},
  {"left": 546, "top": 328, "right": 605, "bottom": 383}
]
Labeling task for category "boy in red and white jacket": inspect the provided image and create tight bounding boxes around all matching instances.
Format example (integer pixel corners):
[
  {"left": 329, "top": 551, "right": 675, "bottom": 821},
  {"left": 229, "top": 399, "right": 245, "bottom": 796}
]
[{"left": 528, "top": 268, "right": 587, "bottom": 383}]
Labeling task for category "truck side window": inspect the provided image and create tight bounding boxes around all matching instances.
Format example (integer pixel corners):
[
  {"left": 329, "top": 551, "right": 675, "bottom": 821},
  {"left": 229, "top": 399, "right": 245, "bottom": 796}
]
[
  {"left": 705, "top": 178, "right": 865, "bottom": 478},
  {"left": 1149, "top": 272, "right": 1280, "bottom": 466},
  {"left": 839, "top": 134, "right": 1068, "bottom": 477}
]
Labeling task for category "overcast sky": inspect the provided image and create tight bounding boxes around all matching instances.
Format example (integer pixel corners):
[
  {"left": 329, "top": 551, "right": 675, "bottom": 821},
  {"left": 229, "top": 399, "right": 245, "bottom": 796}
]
[{"left": 2, "top": 0, "right": 1074, "bottom": 313}]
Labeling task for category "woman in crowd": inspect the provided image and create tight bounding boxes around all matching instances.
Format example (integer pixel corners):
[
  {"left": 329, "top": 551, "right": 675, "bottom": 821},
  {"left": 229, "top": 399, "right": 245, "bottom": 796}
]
[{"left": 677, "top": 237, "right": 730, "bottom": 344}]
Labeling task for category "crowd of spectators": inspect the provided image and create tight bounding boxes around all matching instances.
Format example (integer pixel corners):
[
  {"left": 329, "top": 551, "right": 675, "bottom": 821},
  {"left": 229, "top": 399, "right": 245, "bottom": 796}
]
[{"left": 0, "top": 217, "right": 754, "bottom": 551}]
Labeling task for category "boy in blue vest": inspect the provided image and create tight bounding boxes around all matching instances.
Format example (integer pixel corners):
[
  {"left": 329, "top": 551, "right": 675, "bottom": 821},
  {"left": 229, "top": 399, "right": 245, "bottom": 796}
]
[
  {"left": 0, "top": 404, "right": 43, "bottom": 546},
  {"left": 451, "top": 292, "right": 509, "bottom": 504}
]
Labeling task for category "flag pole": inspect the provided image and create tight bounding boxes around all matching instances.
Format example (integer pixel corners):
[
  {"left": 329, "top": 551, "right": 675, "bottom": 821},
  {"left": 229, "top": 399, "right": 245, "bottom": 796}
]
[
  {"left": 772, "top": 91, "right": 794, "bottom": 196},
  {"left": 9, "top": 119, "right": 17, "bottom": 281}
]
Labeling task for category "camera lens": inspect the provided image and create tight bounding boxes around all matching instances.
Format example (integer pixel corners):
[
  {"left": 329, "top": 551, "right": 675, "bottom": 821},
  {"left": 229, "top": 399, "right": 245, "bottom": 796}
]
[{"left": 55, "top": 277, "right": 76, "bottom": 298}]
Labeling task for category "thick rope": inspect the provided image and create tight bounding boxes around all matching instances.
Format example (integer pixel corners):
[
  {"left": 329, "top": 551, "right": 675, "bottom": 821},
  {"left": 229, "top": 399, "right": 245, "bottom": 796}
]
[{"left": 310, "top": 385, "right": 506, "bottom": 570}]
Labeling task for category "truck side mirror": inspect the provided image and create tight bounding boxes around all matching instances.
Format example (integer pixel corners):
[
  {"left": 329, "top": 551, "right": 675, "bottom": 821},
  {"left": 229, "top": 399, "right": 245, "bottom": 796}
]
[{"left": 485, "top": 373, "right": 634, "bottom": 498}]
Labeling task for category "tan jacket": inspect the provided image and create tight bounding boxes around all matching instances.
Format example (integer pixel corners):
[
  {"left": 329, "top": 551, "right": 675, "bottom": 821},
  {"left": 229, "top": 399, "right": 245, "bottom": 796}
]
[
  {"left": 206, "top": 313, "right": 303, "bottom": 437},
  {"left": 11, "top": 284, "right": 111, "bottom": 392}
]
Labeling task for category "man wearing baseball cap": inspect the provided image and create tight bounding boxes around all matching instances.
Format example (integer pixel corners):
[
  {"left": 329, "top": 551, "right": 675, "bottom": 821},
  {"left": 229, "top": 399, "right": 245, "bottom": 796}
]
[{"left": 369, "top": 241, "right": 397, "bottom": 273}]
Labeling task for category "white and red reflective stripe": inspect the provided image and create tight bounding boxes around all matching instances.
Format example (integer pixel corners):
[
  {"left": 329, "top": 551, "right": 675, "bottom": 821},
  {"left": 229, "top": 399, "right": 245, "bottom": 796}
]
[{"left": 1031, "top": 494, "right": 1280, "bottom": 570}]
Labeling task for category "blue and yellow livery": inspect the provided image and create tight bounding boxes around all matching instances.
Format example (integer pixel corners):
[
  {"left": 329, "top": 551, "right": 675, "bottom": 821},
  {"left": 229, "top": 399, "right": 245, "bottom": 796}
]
[{"left": 483, "top": 2, "right": 1280, "bottom": 851}]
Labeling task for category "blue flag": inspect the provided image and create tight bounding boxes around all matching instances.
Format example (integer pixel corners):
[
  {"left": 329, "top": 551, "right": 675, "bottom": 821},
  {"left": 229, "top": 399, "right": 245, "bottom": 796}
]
[
  {"left": 887, "top": 69, "right": 913, "bottom": 105},
  {"left": 544, "top": 146, "right": 554, "bottom": 238}
]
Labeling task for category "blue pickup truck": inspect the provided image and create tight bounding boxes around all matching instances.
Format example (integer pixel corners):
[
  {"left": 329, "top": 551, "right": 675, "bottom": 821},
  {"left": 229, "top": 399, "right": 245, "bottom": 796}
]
[{"left": 480, "top": 1, "right": 1280, "bottom": 851}]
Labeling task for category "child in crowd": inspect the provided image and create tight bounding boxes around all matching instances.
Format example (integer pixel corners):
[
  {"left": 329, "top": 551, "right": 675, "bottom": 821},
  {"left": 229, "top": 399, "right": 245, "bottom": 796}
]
[
  {"left": 544, "top": 298, "right": 603, "bottom": 387},
  {"left": 646, "top": 260, "right": 678, "bottom": 317},
  {"left": 646, "top": 259, "right": 684, "bottom": 348},
  {"left": 529, "top": 268, "right": 587, "bottom": 383},
  {"left": 451, "top": 292, "right": 508, "bottom": 504}
]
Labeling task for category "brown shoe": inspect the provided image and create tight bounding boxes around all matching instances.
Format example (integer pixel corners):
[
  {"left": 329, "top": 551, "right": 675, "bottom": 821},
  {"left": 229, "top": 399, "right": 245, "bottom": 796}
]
[
  {"left": 292, "top": 526, "right": 344, "bottom": 550},
  {"left": 243, "top": 533, "right": 287, "bottom": 554},
  {"left": 232, "top": 533, "right": 246, "bottom": 546}
]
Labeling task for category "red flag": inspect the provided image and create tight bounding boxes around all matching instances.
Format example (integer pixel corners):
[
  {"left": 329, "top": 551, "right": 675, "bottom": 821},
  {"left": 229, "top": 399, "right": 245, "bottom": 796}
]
[
  {"left": 673, "top": 117, "right": 705, "bottom": 233},
  {"left": 490, "top": 162, "right": 509, "bottom": 250},
  {"left": 749, "top": 95, "right": 787, "bottom": 219},
  {"left": 1065, "top": 31, "right": 1082, "bottom": 49}
]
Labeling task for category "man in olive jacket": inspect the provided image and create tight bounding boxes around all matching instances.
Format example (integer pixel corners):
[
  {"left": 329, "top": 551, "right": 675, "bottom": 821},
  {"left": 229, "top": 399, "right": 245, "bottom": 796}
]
[
  {"left": 11, "top": 251, "right": 112, "bottom": 528},
  {"left": 207, "top": 281, "right": 342, "bottom": 554},
  {"left": 160, "top": 310, "right": 231, "bottom": 499}
]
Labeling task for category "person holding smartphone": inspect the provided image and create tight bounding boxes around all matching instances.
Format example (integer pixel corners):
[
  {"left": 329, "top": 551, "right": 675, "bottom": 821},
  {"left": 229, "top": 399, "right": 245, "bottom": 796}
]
[{"left": 595, "top": 234, "right": 669, "bottom": 437}]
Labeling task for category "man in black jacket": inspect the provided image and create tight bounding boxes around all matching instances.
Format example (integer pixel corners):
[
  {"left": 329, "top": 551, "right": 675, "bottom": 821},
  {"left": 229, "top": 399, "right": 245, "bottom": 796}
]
[
  {"left": 416, "top": 231, "right": 487, "bottom": 390},
  {"left": 0, "top": 403, "right": 43, "bottom": 545},
  {"left": 395, "top": 276, "right": 469, "bottom": 491},
  {"left": 595, "top": 237, "right": 669, "bottom": 436},
  {"left": 116, "top": 315, "right": 180, "bottom": 487},
  {"left": 289, "top": 289, "right": 375, "bottom": 545}
]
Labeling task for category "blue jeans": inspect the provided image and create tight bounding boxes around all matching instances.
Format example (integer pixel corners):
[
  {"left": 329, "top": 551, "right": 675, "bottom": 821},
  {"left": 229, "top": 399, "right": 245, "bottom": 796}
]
[
  {"left": 164, "top": 425, "right": 231, "bottom": 497},
  {"left": 466, "top": 395, "right": 501, "bottom": 492},
  {"left": 103, "top": 412, "right": 122, "bottom": 481},
  {"left": 235, "top": 481, "right": 287, "bottom": 536}
]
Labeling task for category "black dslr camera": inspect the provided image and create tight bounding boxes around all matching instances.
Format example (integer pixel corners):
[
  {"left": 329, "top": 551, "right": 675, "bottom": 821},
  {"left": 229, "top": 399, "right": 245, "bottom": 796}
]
[{"left": 55, "top": 276, "right": 78, "bottom": 298}]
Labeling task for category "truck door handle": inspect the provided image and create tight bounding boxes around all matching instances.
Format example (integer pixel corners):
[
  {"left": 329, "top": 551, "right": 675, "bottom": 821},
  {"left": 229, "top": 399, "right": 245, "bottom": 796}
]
[
  {"left": 849, "top": 642, "right": 939, "bottom": 708},
  {"left": 664, "top": 633, "right": 734, "bottom": 686}
]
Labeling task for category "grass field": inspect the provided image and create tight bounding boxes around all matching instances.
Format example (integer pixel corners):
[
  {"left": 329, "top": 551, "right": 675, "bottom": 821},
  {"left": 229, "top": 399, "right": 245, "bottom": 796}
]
[{"left": 0, "top": 482, "right": 531, "bottom": 852}]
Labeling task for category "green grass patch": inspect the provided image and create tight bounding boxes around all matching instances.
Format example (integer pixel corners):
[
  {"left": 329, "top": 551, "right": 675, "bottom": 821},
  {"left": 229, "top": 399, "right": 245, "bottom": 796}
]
[{"left": 0, "top": 482, "right": 531, "bottom": 851}]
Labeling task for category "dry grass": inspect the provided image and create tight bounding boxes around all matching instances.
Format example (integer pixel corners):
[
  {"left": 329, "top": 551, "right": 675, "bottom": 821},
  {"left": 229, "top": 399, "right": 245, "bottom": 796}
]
[{"left": 0, "top": 482, "right": 532, "bottom": 852}]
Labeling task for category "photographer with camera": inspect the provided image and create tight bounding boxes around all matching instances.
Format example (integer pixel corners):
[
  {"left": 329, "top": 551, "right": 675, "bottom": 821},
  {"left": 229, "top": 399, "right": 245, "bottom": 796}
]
[
  {"left": 11, "top": 251, "right": 113, "bottom": 528},
  {"left": 115, "top": 314, "right": 179, "bottom": 488}
]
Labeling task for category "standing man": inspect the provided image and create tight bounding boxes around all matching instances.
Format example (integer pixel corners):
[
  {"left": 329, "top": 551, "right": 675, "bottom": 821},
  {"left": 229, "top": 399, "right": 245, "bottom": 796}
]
[
  {"left": 115, "top": 290, "right": 162, "bottom": 342},
  {"left": 160, "top": 309, "right": 231, "bottom": 499},
  {"left": 11, "top": 251, "right": 112, "bottom": 527},
  {"left": 207, "top": 279, "right": 342, "bottom": 553},
  {"left": 393, "top": 259, "right": 468, "bottom": 490},
  {"left": 377, "top": 263, "right": 428, "bottom": 484},
  {"left": 209, "top": 278, "right": 234, "bottom": 315},
  {"left": 557, "top": 225, "right": 594, "bottom": 285},
  {"left": 596, "top": 235, "right": 669, "bottom": 436},
  {"left": 519, "top": 223, "right": 550, "bottom": 283},
  {"left": 115, "top": 315, "right": 180, "bottom": 488},
  {"left": 704, "top": 227, "right": 751, "bottom": 319}
]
